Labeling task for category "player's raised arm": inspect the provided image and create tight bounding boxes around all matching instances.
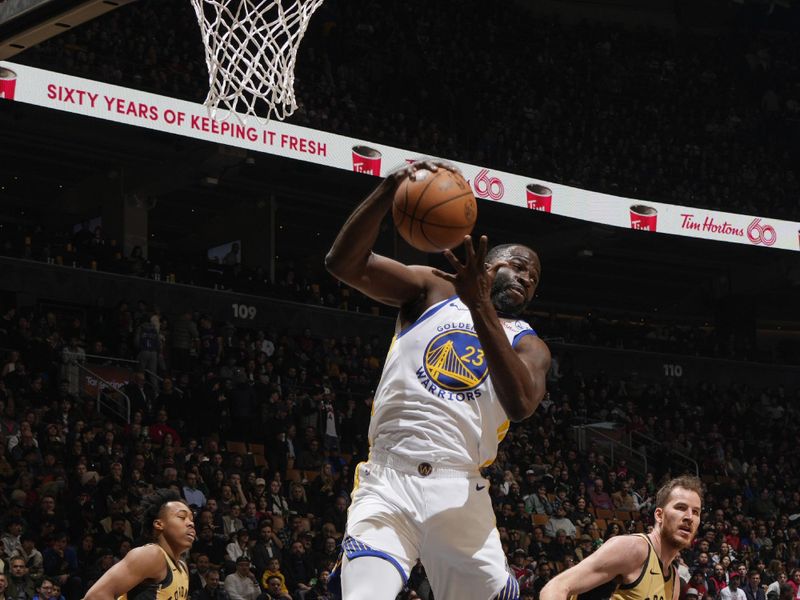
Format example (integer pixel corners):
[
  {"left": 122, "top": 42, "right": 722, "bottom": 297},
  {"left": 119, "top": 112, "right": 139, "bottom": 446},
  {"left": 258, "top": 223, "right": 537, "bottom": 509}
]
[
  {"left": 325, "top": 161, "right": 450, "bottom": 308},
  {"left": 83, "top": 545, "right": 167, "bottom": 600},
  {"left": 540, "top": 535, "right": 649, "bottom": 600},
  {"left": 435, "top": 236, "right": 550, "bottom": 421}
]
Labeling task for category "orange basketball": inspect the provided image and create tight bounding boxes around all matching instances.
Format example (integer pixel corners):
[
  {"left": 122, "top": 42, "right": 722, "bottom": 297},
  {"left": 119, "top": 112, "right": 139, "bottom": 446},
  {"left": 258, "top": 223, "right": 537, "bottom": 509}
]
[{"left": 392, "top": 168, "right": 477, "bottom": 253}]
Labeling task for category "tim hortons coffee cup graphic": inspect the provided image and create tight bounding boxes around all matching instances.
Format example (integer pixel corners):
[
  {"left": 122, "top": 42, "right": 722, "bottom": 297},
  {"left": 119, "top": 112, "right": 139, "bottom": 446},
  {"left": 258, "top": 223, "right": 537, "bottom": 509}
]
[
  {"left": 352, "top": 145, "right": 382, "bottom": 176},
  {"left": 630, "top": 204, "right": 658, "bottom": 231},
  {"left": 0, "top": 68, "right": 17, "bottom": 100},
  {"left": 526, "top": 183, "right": 553, "bottom": 212}
]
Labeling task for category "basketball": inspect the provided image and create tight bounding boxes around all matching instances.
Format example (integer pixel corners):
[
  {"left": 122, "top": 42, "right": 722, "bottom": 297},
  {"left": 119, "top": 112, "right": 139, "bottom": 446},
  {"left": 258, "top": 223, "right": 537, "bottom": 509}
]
[{"left": 392, "top": 168, "right": 478, "bottom": 253}]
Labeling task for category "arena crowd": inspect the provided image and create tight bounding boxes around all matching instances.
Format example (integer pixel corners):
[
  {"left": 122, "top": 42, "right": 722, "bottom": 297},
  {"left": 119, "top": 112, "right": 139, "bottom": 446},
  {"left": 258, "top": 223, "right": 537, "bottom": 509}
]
[{"left": 0, "top": 292, "right": 798, "bottom": 600}]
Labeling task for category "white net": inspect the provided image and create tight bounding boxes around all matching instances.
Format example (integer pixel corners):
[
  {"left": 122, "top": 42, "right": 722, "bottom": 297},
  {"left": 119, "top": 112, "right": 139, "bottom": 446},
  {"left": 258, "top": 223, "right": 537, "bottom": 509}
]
[{"left": 190, "top": 0, "right": 325, "bottom": 123}]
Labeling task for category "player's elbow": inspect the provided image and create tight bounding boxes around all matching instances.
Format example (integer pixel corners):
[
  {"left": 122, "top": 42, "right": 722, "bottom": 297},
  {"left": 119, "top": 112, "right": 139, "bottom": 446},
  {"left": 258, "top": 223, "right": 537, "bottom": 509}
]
[
  {"left": 508, "top": 405, "right": 534, "bottom": 422},
  {"left": 539, "top": 577, "right": 568, "bottom": 600},
  {"left": 508, "top": 391, "right": 544, "bottom": 422},
  {"left": 324, "top": 250, "right": 343, "bottom": 277},
  {"left": 324, "top": 250, "right": 357, "bottom": 280},
  {"left": 84, "top": 586, "right": 112, "bottom": 600}
]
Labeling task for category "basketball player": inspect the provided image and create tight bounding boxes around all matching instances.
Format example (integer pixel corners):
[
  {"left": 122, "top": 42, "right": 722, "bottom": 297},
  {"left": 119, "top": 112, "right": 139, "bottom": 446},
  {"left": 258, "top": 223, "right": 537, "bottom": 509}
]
[
  {"left": 540, "top": 475, "right": 703, "bottom": 600},
  {"left": 84, "top": 489, "right": 193, "bottom": 600},
  {"left": 325, "top": 160, "right": 551, "bottom": 600}
]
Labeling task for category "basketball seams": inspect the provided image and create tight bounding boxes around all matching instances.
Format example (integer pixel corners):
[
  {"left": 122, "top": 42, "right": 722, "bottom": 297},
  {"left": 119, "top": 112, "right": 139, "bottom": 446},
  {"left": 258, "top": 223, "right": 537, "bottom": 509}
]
[
  {"left": 392, "top": 169, "right": 476, "bottom": 252},
  {"left": 417, "top": 191, "right": 476, "bottom": 225},
  {"left": 408, "top": 170, "right": 440, "bottom": 248},
  {"left": 393, "top": 205, "right": 476, "bottom": 229}
]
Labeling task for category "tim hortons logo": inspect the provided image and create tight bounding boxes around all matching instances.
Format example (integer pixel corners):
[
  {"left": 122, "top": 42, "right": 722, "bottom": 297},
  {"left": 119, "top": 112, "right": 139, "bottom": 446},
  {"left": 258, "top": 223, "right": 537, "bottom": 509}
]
[
  {"left": 680, "top": 214, "right": 776, "bottom": 246},
  {"left": 471, "top": 169, "right": 504, "bottom": 200}
]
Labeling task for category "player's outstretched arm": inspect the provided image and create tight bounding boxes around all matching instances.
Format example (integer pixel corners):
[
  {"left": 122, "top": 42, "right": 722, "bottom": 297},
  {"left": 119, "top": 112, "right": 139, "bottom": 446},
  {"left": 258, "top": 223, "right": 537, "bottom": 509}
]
[
  {"left": 325, "top": 160, "right": 452, "bottom": 308},
  {"left": 83, "top": 545, "right": 167, "bottom": 600},
  {"left": 540, "top": 536, "right": 648, "bottom": 600}
]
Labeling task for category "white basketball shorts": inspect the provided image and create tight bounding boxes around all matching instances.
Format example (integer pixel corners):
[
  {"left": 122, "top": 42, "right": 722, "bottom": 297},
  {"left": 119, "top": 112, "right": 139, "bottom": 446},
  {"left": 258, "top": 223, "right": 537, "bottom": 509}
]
[{"left": 343, "top": 451, "right": 519, "bottom": 600}]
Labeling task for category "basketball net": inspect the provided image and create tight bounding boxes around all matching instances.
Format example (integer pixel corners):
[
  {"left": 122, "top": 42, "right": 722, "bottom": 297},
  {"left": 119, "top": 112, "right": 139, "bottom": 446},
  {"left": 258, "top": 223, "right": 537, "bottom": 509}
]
[{"left": 190, "top": 0, "right": 325, "bottom": 123}]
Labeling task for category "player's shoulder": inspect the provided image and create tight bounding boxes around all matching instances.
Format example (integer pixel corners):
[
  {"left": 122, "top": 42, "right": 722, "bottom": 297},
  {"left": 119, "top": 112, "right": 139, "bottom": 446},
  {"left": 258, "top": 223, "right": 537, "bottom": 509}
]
[
  {"left": 410, "top": 265, "right": 453, "bottom": 291},
  {"left": 597, "top": 533, "right": 650, "bottom": 563},
  {"left": 127, "top": 543, "right": 163, "bottom": 559},
  {"left": 121, "top": 544, "right": 169, "bottom": 575},
  {"left": 499, "top": 317, "right": 536, "bottom": 335},
  {"left": 410, "top": 265, "right": 456, "bottom": 304}
]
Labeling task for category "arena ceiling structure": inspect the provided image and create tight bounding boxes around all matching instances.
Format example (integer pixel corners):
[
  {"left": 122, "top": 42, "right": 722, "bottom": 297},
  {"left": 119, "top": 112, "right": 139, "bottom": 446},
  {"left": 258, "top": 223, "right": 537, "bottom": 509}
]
[{"left": 0, "top": 0, "right": 798, "bottom": 346}]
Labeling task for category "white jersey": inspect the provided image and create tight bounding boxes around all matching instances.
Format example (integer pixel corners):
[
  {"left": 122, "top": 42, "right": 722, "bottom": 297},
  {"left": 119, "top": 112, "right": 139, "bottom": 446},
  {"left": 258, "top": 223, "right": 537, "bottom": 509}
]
[{"left": 368, "top": 294, "right": 537, "bottom": 468}]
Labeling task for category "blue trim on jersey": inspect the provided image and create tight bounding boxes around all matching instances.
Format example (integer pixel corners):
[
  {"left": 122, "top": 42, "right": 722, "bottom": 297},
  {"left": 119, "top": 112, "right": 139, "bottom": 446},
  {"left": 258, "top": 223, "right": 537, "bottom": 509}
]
[
  {"left": 494, "top": 574, "right": 520, "bottom": 600},
  {"left": 511, "top": 329, "right": 536, "bottom": 348},
  {"left": 396, "top": 294, "right": 459, "bottom": 340},
  {"left": 341, "top": 536, "right": 409, "bottom": 584}
]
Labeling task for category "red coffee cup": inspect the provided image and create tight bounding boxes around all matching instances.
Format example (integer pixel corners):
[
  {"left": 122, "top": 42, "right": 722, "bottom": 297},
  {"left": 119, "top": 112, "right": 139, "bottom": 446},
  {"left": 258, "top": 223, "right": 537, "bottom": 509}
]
[
  {"left": 526, "top": 184, "right": 553, "bottom": 212},
  {"left": 0, "top": 67, "right": 17, "bottom": 101},
  {"left": 351, "top": 145, "right": 382, "bottom": 176},
  {"left": 629, "top": 204, "right": 658, "bottom": 231}
]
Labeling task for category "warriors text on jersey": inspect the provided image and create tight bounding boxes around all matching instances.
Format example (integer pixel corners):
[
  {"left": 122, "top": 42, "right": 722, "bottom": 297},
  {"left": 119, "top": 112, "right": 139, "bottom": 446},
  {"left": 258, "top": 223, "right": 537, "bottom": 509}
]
[
  {"left": 368, "top": 294, "right": 536, "bottom": 468},
  {"left": 118, "top": 545, "right": 188, "bottom": 600}
]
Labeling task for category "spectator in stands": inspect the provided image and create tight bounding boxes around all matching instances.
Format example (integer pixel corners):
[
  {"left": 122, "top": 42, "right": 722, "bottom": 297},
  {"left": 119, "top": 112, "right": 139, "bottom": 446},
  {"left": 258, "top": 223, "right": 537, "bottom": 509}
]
[
  {"left": 743, "top": 570, "right": 767, "bottom": 600},
  {"left": 259, "top": 557, "right": 288, "bottom": 597},
  {"left": 569, "top": 497, "right": 594, "bottom": 531},
  {"left": 18, "top": 533, "right": 44, "bottom": 581},
  {"left": 612, "top": 480, "right": 638, "bottom": 512},
  {"left": 7, "top": 556, "right": 36, "bottom": 600},
  {"left": 192, "top": 569, "right": 228, "bottom": 600},
  {"left": 710, "top": 563, "right": 729, "bottom": 594},
  {"left": 721, "top": 572, "right": 747, "bottom": 600},
  {"left": 2, "top": 519, "right": 24, "bottom": 558},
  {"left": 194, "top": 526, "right": 227, "bottom": 570},
  {"left": 225, "top": 529, "right": 252, "bottom": 565},
  {"left": 31, "top": 579, "right": 54, "bottom": 600},
  {"left": 224, "top": 556, "right": 260, "bottom": 600},
  {"left": 688, "top": 569, "right": 710, "bottom": 597},
  {"left": 149, "top": 409, "right": 181, "bottom": 448},
  {"left": 135, "top": 314, "right": 161, "bottom": 390},
  {"left": 590, "top": 478, "right": 615, "bottom": 511},
  {"left": 183, "top": 471, "right": 207, "bottom": 509},
  {"left": 304, "top": 570, "right": 331, "bottom": 600},
  {"left": 322, "top": 496, "right": 347, "bottom": 537},
  {"left": 532, "top": 561, "right": 555, "bottom": 598},
  {"left": 282, "top": 540, "right": 314, "bottom": 597},
  {"left": 127, "top": 247, "right": 147, "bottom": 278},
  {"left": 545, "top": 530, "right": 572, "bottom": 563},
  {"left": 189, "top": 554, "right": 211, "bottom": 594},
  {"left": 526, "top": 483, "right": 554, "bottom": 515},
  {"left": 42, "top": 532, "right": 80, "bottom": 598},
  {"left": 252, "top": 523, "right": 283, "bottom": 578},
  {"left": 60, "top": 339, "right": 84, "bottom": 398},
  {"left": 0, "top": 574, "right": 8, "bottom": 600},
  {"left": 171, "top": 311, "right": 199, "bottom": 374},
  {"left": 124, "top": 372, "right": 151, "bottom": 420},
  {"left": 574, "top": 534, "right": 594, "bottom": 561},
  {"left": 545, "top": 504, "right": 577, "bottom": 539},
  {"left": 260, "top": 575, "right": 291, "bottom": 600},
  {"left": 267, "top": 481, "right": 289, "bottom": 517},
  {"left": 765, "top": 569, "right": 785, "bottom": 600}
]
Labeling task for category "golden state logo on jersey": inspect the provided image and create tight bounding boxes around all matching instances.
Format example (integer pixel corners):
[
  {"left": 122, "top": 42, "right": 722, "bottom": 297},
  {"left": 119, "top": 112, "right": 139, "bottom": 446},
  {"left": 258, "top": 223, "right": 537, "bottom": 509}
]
[{"left": 416, "top": 328, "right": 488, "bottom": 401}]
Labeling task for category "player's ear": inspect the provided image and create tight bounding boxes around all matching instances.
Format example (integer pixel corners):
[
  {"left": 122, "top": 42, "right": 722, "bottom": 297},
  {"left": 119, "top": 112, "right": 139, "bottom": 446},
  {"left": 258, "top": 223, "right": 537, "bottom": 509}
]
[
  {"left": 654, "top": 507, "right": 663, "bottom": 524},
  {"left": 153, "top": 519, "right": 164, "bottom": 532}
]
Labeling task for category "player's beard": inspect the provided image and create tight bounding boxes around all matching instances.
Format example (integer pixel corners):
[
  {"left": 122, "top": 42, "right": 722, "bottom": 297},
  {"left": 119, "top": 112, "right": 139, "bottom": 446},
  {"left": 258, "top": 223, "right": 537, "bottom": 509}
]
[
  {"left": 663, "top": 519, "right": 694, "bottom": 549},
  {"left": 490, "top": 273, "right": 529, "bottom": 316}
]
